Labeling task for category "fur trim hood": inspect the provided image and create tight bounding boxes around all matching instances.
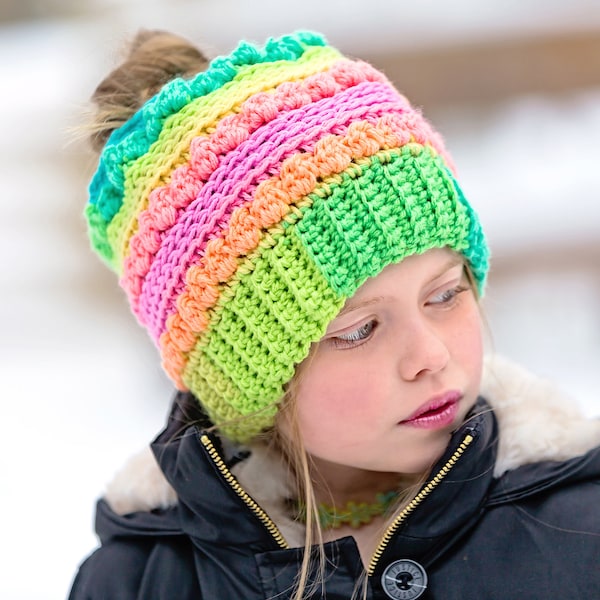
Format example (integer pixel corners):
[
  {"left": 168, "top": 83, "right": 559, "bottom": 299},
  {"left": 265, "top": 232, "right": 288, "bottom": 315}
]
[{"left": 105, "top": 355, "right": 600, "bottom": 528}]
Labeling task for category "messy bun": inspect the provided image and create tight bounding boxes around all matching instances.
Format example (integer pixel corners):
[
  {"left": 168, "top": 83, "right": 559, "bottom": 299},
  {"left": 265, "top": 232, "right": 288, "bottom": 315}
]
[{"left": 89, "top": 29, "right": 210, "bottom": 152}]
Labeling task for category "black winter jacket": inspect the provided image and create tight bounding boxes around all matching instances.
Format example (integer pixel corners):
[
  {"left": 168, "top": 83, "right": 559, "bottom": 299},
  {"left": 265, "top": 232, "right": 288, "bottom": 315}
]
[{"left": 69, "top": 358, "right": 600, "bottom": 599}]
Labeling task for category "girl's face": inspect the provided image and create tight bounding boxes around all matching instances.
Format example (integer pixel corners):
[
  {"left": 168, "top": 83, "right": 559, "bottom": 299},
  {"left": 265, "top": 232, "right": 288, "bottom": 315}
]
[{"left": 292, "top": 248, "right": 483, "bottom": 478}]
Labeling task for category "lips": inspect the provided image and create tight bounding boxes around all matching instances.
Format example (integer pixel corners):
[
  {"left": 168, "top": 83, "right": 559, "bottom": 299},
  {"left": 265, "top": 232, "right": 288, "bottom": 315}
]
[{"left": 400, "top": 391, "right": 462, "bottom": 429}]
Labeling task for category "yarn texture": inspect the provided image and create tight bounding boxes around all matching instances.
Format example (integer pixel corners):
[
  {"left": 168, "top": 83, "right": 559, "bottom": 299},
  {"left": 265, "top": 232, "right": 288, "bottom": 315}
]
[{"left": 86, "top": 31, "right": 489, "bottom": 442}]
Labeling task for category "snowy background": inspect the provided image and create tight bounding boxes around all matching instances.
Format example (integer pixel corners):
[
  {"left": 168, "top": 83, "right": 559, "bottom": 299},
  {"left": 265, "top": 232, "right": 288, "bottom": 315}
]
[{"left": 0, "top": 1, "right": 599, "bottom": 598}]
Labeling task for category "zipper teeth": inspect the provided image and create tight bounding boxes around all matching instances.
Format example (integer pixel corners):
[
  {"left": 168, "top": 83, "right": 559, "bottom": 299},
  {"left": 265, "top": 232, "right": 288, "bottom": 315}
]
[
  {"left": 200, "top": 434, "right": 289, "bottom": 549},
  {"left": 367, "top": 433, "right": 475, "bottom": 576}
]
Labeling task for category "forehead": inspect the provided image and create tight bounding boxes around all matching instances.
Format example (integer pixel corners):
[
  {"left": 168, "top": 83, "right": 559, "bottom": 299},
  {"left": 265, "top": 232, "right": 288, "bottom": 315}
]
[{"left": 339, "top": 249, "right": 464, "bottom": 313}]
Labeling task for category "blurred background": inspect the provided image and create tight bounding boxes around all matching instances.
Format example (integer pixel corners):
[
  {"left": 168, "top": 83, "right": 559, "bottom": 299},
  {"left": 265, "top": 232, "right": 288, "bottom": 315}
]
[{"left": 1, "top": 1, "right": 599, "bottom": 598}]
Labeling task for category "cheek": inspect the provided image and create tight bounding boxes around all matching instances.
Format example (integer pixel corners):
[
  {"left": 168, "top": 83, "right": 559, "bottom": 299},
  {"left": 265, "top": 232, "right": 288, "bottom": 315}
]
[
  {"left": 295, "top": 360, "right": 374, "bottom": 431},
  {"left": 452, "top": 302, "right": 484, "bottom": 379}
]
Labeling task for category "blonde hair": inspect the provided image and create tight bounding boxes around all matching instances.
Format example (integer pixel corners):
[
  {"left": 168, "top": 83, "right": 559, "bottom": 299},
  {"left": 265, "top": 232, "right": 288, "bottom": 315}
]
[{"left": 272, "top": 392, "right": 327, "bottom": 599}]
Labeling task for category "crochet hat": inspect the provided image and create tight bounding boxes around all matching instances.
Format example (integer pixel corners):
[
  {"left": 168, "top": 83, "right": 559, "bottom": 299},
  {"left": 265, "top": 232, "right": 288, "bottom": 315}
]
[{"left": 86, "top": 31, "right": 489, "bottom": 442}]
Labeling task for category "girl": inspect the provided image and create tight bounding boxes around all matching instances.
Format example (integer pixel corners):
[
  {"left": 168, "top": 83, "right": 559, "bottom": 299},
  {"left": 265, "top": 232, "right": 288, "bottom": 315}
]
[{"left": 69, "top": 30, "right": 600, "bottom": 599}]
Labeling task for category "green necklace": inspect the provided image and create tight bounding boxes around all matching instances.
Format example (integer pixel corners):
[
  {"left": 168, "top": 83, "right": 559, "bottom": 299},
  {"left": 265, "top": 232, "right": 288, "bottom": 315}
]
[{"left": 297, "top": 491, "right": 399, "bottom": 529}]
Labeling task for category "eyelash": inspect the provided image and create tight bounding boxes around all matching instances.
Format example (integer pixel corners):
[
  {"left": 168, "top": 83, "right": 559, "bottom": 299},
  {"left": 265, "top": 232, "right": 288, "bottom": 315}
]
[
  {"left": 331, "top": 320, "right": 377, "bottom": 349},
  {"left": 428, "top": 284, "right": 469, "bottom": 306}
]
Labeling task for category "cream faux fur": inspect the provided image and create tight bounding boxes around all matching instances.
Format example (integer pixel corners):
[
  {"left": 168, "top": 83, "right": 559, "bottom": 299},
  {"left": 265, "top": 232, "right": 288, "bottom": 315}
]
[
  {"left": 482, "top": 355, "right": 600, "bottom": 476},
  {"left": 105, "top": 446, "right": 178, "bottom": 516},
  {"left": 230, "top": 443, "right": 306, "bottom": 546},
  {"left": 104, "top": 355, "right": 600, "bottom": 522}
]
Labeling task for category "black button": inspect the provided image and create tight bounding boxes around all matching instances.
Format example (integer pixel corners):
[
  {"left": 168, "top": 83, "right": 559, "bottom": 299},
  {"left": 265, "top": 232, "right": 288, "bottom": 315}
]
[{"left": 381, "top": 559, "right": 428, "bottom": 599}]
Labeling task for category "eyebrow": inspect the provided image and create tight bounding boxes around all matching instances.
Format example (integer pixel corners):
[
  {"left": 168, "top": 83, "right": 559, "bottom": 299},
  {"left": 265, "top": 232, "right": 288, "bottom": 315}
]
[
  {"left": 336, "top": 255, "right": 465, "bottom": 318},
  {"left": 337, "top": 296, "right": 384, "bottom": 318},
  {"left": 431, "top": 255, "right": 465, "bottom": 281}
]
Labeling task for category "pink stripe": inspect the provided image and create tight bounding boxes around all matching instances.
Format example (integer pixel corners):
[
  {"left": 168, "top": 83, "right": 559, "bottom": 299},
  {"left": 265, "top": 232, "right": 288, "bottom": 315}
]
[
  {"left": 120, "top": 60, "right": 387, "bottom": 317},
  {"left": 137, "top": 82, "right": 414, "bottom": 341}
]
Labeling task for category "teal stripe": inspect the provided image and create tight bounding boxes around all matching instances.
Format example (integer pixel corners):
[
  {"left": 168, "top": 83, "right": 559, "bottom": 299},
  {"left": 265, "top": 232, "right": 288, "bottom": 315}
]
[{"left": 449, "top": 175, "right": 490, "bottom": 294}]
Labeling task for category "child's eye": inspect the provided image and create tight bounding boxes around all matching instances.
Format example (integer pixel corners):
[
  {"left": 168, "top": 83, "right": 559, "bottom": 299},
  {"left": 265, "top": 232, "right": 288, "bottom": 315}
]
[
  {"left": 331, "top": 320, "right": 376, "bottom": 349},
  {"left": 428, "top": 285, "right": 469, "bottom": 306}
]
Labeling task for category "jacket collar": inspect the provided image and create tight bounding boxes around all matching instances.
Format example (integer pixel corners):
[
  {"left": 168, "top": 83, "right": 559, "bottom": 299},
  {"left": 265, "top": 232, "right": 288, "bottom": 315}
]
[
  {"left": 103, "top": 355, "right": 600, "bottom": 550},
  {"left": 150, "top": 424, "right": 288, "bottom": 550}
]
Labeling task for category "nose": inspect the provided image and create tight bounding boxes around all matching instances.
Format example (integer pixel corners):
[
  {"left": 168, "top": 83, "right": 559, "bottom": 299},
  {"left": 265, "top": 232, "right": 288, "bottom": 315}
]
[{"left": 396, "top": 319, "right": 450, "bottom": 381}]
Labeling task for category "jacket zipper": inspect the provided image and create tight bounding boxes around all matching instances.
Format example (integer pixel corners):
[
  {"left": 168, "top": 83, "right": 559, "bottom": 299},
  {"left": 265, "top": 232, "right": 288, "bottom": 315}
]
[
  {"left": 367, "top": 432, "right": 475, "bottom": 576},
  {"left": 200, "top": 434, "right": 289, "bottom": 549}
]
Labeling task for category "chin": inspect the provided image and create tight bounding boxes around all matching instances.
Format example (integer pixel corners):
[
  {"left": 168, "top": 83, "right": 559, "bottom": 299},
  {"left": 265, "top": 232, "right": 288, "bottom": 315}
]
[{"left": 404, "top": 437, "right": 454, "bottom": 475}]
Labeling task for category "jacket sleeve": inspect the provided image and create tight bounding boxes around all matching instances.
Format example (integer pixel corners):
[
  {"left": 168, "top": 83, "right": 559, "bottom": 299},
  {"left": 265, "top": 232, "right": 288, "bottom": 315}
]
[
  {"left": 68, "top": 538, "right": 153, "bottom": 600},
  {"left": 69, "top": 536, "right": 201, "bottom": 600}
]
